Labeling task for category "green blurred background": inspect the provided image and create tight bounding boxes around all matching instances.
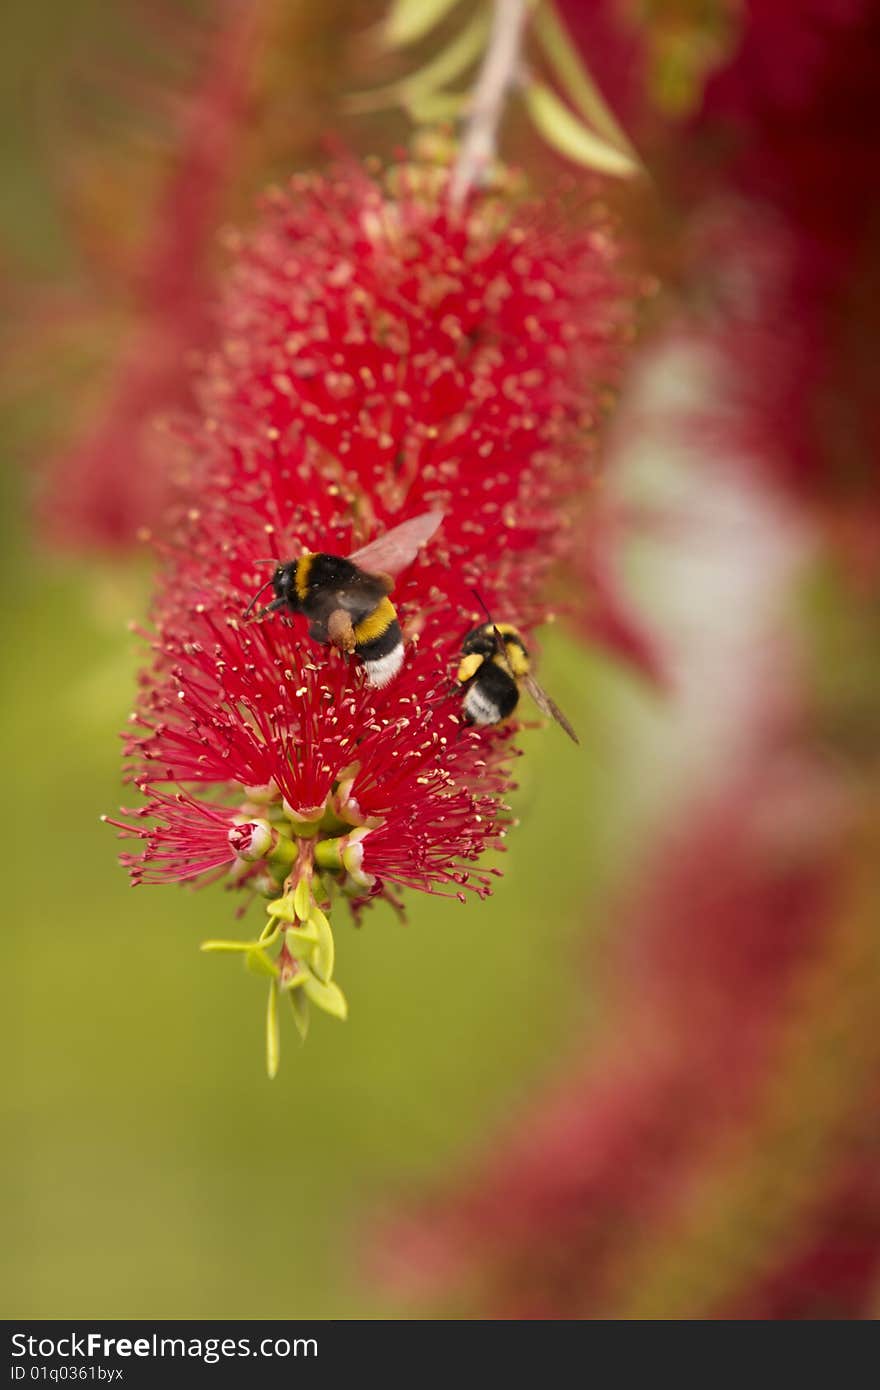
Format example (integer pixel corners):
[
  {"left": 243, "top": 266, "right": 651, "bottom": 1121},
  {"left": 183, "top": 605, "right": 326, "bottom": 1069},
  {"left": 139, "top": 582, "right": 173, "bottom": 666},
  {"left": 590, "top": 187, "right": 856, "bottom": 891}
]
[{"left": 0, "top": 0, "right": 684, "bottom": 1318}]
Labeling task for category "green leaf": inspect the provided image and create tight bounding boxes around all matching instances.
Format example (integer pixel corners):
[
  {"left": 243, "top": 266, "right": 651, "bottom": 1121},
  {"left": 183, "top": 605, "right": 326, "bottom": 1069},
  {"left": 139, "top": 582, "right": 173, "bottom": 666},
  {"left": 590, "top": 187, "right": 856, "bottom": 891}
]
[
  {"left": 278, "top": 969, "right": 308, "bottom": 992},
  {"left": 386, "top": 0, "right": 460, "bottom": 48},
  {"left": 266, "top": 982, "right": 280, "bottom": 1080},
  {"left": 524, "top": 82, "right": 640, "bottom": 178},
  {"left": 288, "top": 990, "right": 310, "bottom": 1042},
  {"left": 293, "top": 875, "right": 312, "bottom": 922},
  {"left": 245, "top": 949, "right": 279, "bottom": 979},
  {"left": 406, "top": 90, "right": 467, "bottom": 122},
  {"left": 402, "top": 8, "right": 489, "bottom": 97},
  {"left": 259, "top": 918, "right": 282, "bottom": 947},
  {"left": 267, "top": 894, "right": 296, "bottom": 922},
  {"left": 312, "top": 872, "right": 334, "bottom": 909},
  {"left": 201, "top": 938, "right": 267, "bottom": 954},
  {"left": 533, "top": 1, "right": 639, "bottom": 159},
  {"left": 350, "top": 8, "right": 489, "bottom": 114},
  {"left": 310, "top": 906, "right": 335, "bottom": 984},
  {"left": 303, "top": 975, "right": 349, "bottom": 1021},
  {"left": 284, "top": 921, "right": 319, "bottom": 957}
]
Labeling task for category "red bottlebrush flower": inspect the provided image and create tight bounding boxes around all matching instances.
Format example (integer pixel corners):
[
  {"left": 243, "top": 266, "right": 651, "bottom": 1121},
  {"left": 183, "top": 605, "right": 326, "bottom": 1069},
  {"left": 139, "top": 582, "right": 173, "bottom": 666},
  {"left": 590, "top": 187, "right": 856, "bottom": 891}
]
[
  {"left": 556, "top": 0, "right": 880, "bottom": 533},
  {"left": 687, "top": 2, "right": 880, "bottom": 523},
  {"left": 696, "top": 0, "right": 880, "bottom": 249},
  {"left": 108, "top": 160, "right": 632, "bottom": 1058},
  {"left": 670, "top": 193, "right": 880, "bottom": 554}
]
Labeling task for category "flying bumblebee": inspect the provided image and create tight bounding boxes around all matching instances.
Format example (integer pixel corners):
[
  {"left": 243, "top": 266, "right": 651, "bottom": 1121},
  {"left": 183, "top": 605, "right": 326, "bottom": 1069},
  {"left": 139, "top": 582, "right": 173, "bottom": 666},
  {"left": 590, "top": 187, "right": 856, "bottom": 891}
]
[
  {"left": 244, "top": 511, "right": 443, "bottom": 688},
  {"left": 456, "top": 614, "right": 579, "bottom": 744}
]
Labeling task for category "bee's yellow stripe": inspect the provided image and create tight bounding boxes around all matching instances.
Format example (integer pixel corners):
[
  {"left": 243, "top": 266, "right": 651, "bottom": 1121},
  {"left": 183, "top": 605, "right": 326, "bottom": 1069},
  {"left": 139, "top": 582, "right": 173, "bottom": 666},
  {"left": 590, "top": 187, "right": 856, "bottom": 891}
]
[
  {"left": 353, "top": 597, "right": 397, "bottom": 646},
  {"left": 295, "top": 553, "right": 313, "bottom": 602}
]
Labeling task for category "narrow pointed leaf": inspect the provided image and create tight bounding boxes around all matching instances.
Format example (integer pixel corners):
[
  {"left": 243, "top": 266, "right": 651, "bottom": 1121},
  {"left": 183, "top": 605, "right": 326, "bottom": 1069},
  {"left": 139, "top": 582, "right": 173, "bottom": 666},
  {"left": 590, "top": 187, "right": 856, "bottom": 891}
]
[
  {"left": 406, "top": 91, "right": 467, "bottom": 122},
  {"left": 259, "top": 916, "right": 282, "bottom": 945},
  {"left": 288, "top": 990, "right": 310, "bottom": 1042},
  {"left": 246, "top": 950, "right": 279, "bottom": 979},
  {"left": 310, "top": 906, "right": 335, "bottom": 983},
  {"left": 534, "top": 1, "right": 639, "bottom": 159},
  {"left": 312, "top": 873, "right": 333, "bottom": 910},
  {"left": 405, "top": 9, "right": 489, "bottom": 92},
  {"left": 524, "top": 82, "right": 640, "bottom": 178},
  {"left": 201, "top": 938, "right": 266, "bottom": 954},
  {"left": 386, "top": 0, "right": 460, "bottom": 48},
  {"left": 293, "top": 875, "right": 312, "bottom": 921},
  {"left": 267, "top": 895, "right": 297, "bottom": 923},
  {"left": 266, "top": 982, "right": 280, "bottom": 1079},
  {"left": 348, "top": 10, "right": 488, "bottom": 114},
  {"left": 303, "top": 975, "right": 348, "bottom": 1021}
]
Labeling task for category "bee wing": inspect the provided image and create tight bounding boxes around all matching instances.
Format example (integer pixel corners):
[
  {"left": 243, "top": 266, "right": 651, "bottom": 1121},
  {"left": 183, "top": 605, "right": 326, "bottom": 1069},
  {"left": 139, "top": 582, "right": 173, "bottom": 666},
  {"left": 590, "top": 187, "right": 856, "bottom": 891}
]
[
  {"left": 348, "top": 510, "right": 444, "bottom": 577},
  {"left": 335, "top": 574, "right": 393, "bottom": 610},
  {"left": 522, "top": 673, "right": 580, "bottom": 745},
  {"left": 304, "top": 577, "right": 388, "bottom": 642}
]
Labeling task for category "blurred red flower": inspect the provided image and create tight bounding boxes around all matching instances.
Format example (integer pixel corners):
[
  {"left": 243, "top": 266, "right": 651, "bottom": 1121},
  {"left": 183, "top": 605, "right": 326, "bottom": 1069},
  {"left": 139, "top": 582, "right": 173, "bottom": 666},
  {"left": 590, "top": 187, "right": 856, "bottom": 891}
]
[
  {"left": 559, "top": 0, "right": 880, "bottom": 532},
  {"left": 23, "top": 0, "right": 353, "bottom": 553},
  {"left": 375, "top": 749, "right": 880, "bottom": 1317},
  {"left": 37, "top": 1, "right": 273, "bottom": 551}
]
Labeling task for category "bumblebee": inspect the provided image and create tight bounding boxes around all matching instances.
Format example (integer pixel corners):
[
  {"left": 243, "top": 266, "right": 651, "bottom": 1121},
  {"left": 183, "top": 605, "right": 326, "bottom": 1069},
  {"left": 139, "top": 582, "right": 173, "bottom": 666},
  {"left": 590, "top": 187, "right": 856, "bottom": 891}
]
[
  {"left": 456, "top": 620, "right": 579, "bottom": 743},
  {"left": 244, "top": 511, "right": 443, "bottom": 688}
]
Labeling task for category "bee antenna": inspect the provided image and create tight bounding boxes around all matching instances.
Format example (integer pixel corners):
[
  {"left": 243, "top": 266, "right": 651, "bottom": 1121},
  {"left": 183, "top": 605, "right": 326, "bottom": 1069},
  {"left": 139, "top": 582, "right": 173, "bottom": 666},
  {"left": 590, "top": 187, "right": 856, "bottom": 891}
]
[
  {"left": 251, "top": 557, "right": 280, "bottom": 567},
  {"left": 470, "top": 588, "right": 494, "bottom": 624},
  {"left": 243, "top": 576, "right": 277, "bottom": 620},
  {"left": 470, "top": 587, "right": 509, "bottom": 664}
]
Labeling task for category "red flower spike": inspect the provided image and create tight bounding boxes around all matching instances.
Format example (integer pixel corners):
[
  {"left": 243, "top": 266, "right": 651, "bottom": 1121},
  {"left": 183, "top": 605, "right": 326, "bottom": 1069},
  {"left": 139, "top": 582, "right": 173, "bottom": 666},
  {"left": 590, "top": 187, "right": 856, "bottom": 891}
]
[
  {"left": 557, "top": 0, "right": 880, "bottom": 537},
  {"left": 110, "top": 161, "right": 631, "bottom": 1057}
]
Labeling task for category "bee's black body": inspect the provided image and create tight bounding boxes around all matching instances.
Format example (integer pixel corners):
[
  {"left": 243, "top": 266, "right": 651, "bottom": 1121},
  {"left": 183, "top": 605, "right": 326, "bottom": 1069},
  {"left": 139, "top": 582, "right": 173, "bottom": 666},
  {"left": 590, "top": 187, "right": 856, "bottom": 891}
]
[
  {"left": 244, "top": 511, "right": 445, "bottom": 691},
  {"left": 261, "top": 553, "right": 403, "bottom": 687},
  {"left": 457, "top": 623, "right": 528, "bottom": 726},
  {"left": 462, "top": 659, "right": 520, "bottom": 723},
  {"left": 455, "top": 619, "right": 579, "bottom": 742}
]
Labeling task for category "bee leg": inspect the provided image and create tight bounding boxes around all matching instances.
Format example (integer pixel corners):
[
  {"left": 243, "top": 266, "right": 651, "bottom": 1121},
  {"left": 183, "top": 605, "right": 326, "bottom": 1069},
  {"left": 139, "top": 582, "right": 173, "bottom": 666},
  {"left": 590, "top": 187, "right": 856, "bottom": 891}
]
[
  {"left": 327, "top": 607, "right": 357, "bottom": 653},
  {"left": 453, "top": 714, "right": 475, "bottom": 746},
  {"left": 425, "top": 673, "right": 463, "bottom": 710}
]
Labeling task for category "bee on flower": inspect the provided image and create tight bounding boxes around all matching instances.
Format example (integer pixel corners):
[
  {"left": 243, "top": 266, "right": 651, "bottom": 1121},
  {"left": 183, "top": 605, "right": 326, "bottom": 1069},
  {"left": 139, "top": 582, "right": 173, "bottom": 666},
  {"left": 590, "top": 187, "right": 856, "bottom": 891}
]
[
  {"left": 245, "top": 511, "right": 445, "bottom": 687},
  {"left": 107, "top": 155, "right": 630, "bottom": 1069}
]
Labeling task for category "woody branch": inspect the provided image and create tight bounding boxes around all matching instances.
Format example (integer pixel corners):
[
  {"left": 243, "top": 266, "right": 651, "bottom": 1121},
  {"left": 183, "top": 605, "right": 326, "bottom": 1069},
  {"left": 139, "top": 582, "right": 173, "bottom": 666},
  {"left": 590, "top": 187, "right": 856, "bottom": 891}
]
[{"left": 450, "top": 0, "right": 529, "bottom": 207}]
